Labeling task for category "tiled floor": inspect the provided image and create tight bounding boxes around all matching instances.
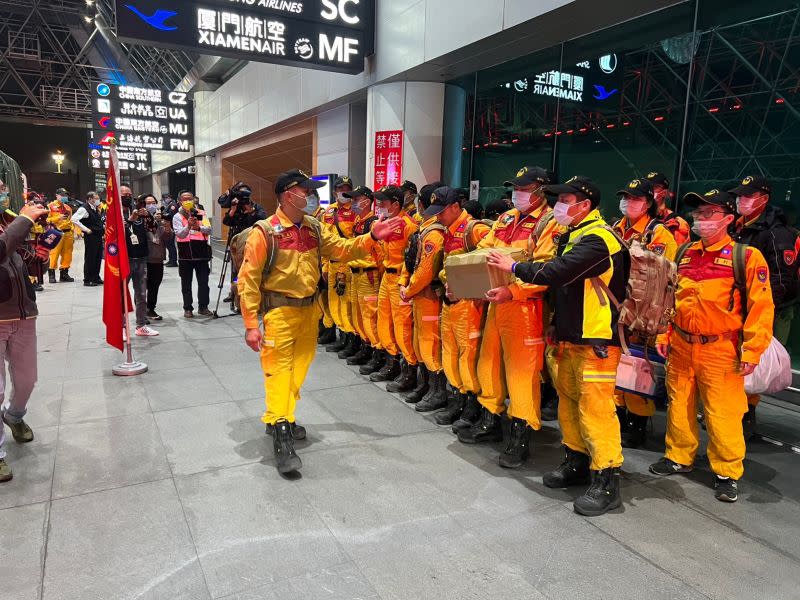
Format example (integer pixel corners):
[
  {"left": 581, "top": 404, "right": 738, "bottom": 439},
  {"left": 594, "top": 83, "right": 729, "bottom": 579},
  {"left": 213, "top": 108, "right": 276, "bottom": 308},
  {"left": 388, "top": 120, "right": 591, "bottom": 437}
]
[{"left": 2, "top": 244, "right": 800, "bottom": 600}]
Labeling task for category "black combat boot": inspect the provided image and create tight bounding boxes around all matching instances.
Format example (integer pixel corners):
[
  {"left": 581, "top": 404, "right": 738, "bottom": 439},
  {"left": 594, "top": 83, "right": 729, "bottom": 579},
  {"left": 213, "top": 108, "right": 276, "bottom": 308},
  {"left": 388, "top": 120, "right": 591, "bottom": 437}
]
[
  {"left": 386, "top": 359, "right": 418, "bottom": 393},
  {"left": 499, "top": 417, "right": 533, "bottom": 468},
  {"left": 415, "top": 371, "right": 448, "bottom": 412},
  {"left": 452, "top": 393, "right": 482, "bottom": 433},
  {"left": 402, "top": 364, "right": 429, "bottom": 403},
  {"left": 59, "top": 269, "right": 74, "bottom": 282},
  {"left": 347, "top": 343, "right": 372, "bottom": 366},
  {"left": 573, "top": 467, "right": 622, "bottom": 516},
  {"left": 318, "top": 325, "right": 337, "bottom": 345},
  {"left": 338, "top": 334, "right": 361, "bottom": 359},
  {"left": 543, "top": 447, "right": 591, "bottom": 488},
  {"left": 326, "top": 330, "right": 348, "bottom": 353},
  {"left": 540, "top": 381, "right": 559, "bottom": 422},
  {"left": 48, "top": 269, "right": 56, "bottom": 284},
  {"left": 370, "top": 353, "right": 400, "bottom": 382},
  {"left": 434, "top": 390, "right": 465, "bottom": 425},
  {"left": 621, "top": 412, "right": 648, "bottom": 449},
  {"left": 360, "top": 348, "right": 385, "bottom": 375},
  {"left": 272, "top": 419, "right": 302, "bottom": 474},
  {"left": 457, "top": 407, "right": 503, "bottom": 444}
]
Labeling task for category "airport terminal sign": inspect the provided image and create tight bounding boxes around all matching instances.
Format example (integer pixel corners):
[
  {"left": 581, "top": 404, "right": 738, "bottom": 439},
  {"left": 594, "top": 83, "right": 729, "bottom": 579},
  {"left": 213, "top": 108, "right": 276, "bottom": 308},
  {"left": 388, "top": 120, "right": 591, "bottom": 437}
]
[
  {"left": 91, "top": 83, "right": 193, "bottom": 153},
  {"left": 115, "top": 0, "right": 375, "bottom": 74}
]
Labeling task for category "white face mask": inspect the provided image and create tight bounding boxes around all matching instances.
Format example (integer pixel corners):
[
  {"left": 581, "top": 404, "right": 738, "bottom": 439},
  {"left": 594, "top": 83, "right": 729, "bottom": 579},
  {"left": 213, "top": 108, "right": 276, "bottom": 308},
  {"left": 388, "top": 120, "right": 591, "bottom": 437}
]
[
  {"left": 736, "top": 196, "right": 766, "bottom": 217},
  {"left": 512, "top": 190, "right": 533, "bottom": 213},
  {"left": 336, "top": 192, "right": 350, "bottom": 204},
  {"left": 620, "top": 198, "right": 647, "bottom": 221},
  {"left": 376, "top": 207, "right": 390, "bottom": 219},
  {"left": 691, "top": 218, "right": 728, "bottom": 239},
  {"left": 553, "top": 201, "right": 577, "bottom": 226}
]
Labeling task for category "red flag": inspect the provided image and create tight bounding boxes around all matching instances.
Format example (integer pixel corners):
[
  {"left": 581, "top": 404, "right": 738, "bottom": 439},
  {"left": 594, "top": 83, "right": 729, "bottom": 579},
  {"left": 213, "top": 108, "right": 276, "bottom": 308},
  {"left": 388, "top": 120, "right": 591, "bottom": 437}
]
[{"left": 102, "top": 144, "right": 132, "bottom": 351}]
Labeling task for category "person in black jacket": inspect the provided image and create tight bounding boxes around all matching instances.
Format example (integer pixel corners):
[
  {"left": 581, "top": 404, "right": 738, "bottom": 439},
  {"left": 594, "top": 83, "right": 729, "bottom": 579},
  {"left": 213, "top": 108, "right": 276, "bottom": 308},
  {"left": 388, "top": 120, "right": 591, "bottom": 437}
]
[
  {"left": 121, "top": 186, "right": 158, "bottom": 337},
  {"left": 221, "top": 183, "right": 267, "bottom": 303},
  {"left": 730, "top": 175, "right": 799, "bottom": 430},
  {"left": 71, "top": 191, "right": 105, "bottom": 286}
]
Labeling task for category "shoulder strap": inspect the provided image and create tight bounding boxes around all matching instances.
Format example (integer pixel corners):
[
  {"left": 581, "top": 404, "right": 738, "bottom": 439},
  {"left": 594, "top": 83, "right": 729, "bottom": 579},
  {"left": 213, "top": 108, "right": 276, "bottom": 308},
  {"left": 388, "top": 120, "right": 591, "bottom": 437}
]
[
  {"left": 731, "top": 242, "right": 748, "bottom": 320},
  {"left": 252, "top": 220, "right": 278, "bottom": 277},
  {"left": 463, "top": 219, "right": 492, "bottom": 252},
  {"left": 532, "top": 211, "right": 555, "bottom": 242},
  {"left": 674, "top": 241, "right": 692, "bottom": 266},
  {"left": 332, "top": 207, "right": 345, "bottom": 238}
]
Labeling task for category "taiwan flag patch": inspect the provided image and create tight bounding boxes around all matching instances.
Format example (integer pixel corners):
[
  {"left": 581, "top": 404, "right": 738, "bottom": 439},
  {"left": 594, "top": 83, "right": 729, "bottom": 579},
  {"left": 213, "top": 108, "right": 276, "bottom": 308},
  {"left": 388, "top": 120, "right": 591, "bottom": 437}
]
[{"left": 720, "top": 246, "right": 732, "bottom": 257}]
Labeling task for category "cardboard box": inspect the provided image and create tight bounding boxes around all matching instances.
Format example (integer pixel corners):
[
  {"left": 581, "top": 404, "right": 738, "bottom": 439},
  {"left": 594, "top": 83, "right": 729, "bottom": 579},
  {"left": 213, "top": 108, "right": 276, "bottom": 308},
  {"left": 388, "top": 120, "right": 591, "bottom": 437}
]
[{"left": 444, "top": 247, "right": 526, "bottom": 299}]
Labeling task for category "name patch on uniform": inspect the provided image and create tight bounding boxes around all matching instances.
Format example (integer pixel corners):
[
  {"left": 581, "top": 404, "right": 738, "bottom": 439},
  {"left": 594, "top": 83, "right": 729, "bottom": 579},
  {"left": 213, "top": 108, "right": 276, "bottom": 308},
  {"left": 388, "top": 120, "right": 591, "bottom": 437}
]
[
  {"left": 713, "top": 257, "right": 732, "bottom": 267},
  {"left": 521, "top": 221, "right": 535, "bottom": 229},
  {"left": 757, "top": 267, "right": 768, "bottom": 282},
  {"left": 650, "top": 243, "right": 665, "bottom": 255},
  {"left": 785, "top": 250, "right": 796, "bottom": 265},
  {"left": 679, "top": 257, "right": 692, "bottom": 265}
]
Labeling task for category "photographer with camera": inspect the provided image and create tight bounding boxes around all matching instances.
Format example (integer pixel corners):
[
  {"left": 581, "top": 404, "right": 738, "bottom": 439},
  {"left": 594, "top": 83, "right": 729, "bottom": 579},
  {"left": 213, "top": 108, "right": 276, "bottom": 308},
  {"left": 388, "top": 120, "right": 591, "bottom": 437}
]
[
  {"left": 219, "top": 182, "right": 267, "bottom": 303},
  {"left": 121, "top": 187, "right": 158, "bottom": 337},
  {"left": 174, "top": 190, "right": 212, "bottom": 318}
]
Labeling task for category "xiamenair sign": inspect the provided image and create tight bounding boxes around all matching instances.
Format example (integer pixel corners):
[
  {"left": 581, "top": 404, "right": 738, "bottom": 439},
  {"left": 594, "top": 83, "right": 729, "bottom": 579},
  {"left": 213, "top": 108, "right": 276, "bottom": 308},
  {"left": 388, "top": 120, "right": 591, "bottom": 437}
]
[{"left": 115, "top": 0, "right": 375, "bottom": 74}]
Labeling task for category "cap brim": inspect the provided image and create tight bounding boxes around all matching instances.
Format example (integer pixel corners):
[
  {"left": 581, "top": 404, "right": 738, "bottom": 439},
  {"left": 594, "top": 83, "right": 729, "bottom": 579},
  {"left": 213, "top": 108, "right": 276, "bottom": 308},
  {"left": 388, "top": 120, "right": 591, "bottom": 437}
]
[
  {"left": 542, "top": 183, "right": 577, "bottom": 196},
  {"left": 682, "top": 192, "right": 707, "bottom": 208},
  {"left": 728, "top": 184, "right": 758, "bottom": 196},
  {"left": 299, "top": 179, "right": 326, "bottom": 190},
  {"left": 423, "top": 204, "right": 447, "bottom": 217}
]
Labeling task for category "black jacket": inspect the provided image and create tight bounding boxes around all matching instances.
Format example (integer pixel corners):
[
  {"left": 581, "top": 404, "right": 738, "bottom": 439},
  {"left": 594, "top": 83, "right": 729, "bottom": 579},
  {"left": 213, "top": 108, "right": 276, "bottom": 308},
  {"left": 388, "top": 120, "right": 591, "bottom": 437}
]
[
  {"left": 734, "top": 205, "right": 798, "bottom": 309},
  {"left": 123, "top": 209, "right": 150, "bottom": 260},
  {"left": 222, "top": 203, "right": 267, "bottom": 232},
  {"left": 513, "top": 213, "right": 628, "bottom": 346}
]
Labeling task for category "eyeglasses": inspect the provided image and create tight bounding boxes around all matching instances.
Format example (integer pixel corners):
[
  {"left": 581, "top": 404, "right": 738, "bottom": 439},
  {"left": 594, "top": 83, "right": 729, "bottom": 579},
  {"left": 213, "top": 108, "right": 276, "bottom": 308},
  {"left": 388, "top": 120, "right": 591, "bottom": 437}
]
[{"left": 690, "top": 209, "right": 725, "bottom": 219}]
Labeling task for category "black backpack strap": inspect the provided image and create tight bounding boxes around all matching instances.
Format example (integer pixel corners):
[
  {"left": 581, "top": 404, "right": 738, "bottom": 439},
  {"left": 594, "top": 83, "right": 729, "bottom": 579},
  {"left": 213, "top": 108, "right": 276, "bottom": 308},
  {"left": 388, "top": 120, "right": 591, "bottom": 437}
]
[
  {"left": 730, "top": 242, "right": 748, "bottom": 319},
  {"left": 332, "top": 207, "right": 345, "bottom": 238},
  {"left": 674, "top": 241, "right": 692, "bottom": 266}
]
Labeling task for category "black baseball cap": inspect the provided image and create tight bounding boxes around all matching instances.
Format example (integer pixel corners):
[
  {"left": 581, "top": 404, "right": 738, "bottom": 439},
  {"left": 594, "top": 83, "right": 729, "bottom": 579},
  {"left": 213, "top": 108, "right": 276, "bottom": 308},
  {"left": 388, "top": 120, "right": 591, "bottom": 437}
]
[
  {"left": 400, "top": 180, "right": 417, "bottom": 194},
  {"left": 645, "top": 172, "right": 670, "bottom": 188},
  {"left": 683, "top": 189, "right": 737, "bottom": 213},
  {"left": 503, "top": 166, "right": 550, "bottom": 187},
  {"left": 485, "top": 197, "right": 511, "bottom": 219},
  {"left": 729, "top": 175, "right": 772, "bottom": 197},
  {"left": 543, "top": 176, "right": 601, "bottom": 205},
  {"left": 373, "top": 185, "right": 404, "bottom": 204},
  {"left": 617, "top": 178, "right": 654, "bottom": 201},
  {"left": 56, "top": 187, "right": 69, "bottom": 195},
  {"left": 333, "top": 175, "right": 353, "bottom": 189},
  {"left": 424, "top": 186, "right": 460, "bottom": 217},
  {"left": 275, "top": 169, "right": 325, "bottom": 195},
  {"left": 418, "top": 182, "right": 443, "bottom": 209},
  {"left": 343, "top": 185, "right": 373, "bottom": 200}
]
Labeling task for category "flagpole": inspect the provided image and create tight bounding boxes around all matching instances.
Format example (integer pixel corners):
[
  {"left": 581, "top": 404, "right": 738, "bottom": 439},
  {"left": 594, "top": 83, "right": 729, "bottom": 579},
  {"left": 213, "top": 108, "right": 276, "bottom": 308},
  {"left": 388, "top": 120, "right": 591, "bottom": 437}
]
[{"left": 108, "top": 139, "right": 147, "bottom": 377}]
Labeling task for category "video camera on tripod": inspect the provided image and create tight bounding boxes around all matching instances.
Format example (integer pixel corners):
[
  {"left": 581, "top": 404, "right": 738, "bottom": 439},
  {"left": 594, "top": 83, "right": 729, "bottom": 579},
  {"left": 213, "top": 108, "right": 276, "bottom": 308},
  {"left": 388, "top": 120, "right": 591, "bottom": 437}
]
[{"left": 218, "top": 181, "right": 253, "bottom": 209}]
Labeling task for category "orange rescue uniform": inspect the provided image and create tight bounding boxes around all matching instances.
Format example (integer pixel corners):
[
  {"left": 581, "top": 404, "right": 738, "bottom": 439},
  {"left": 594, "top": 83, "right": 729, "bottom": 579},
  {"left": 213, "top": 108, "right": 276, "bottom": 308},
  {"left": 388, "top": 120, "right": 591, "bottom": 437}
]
[
  {"left": 349, "top": 212, "right": 384, "bottom": 349},
  {"left": 658, "top": 235, "right": 773, "bottom": 479},
  {"left": 322, "top": 202, "right": 357, "bottom": 333},
  {"left": 47, "top": 200, "right": 74, "bottom": 270},
  {"left": 238, "top": 209, "right": 375, "bottom": 425}
]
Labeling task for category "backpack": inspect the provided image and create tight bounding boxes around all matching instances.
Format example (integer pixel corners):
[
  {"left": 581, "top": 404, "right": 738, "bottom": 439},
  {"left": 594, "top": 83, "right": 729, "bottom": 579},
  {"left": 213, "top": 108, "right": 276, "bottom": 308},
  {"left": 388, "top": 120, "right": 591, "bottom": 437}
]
[
  {"left": 404, "top": 223, "right": 446, "bottom": 275},
  {"left": 464, "top": 219, "right": 494, "bottom": 252},
  {"left": 229, "top": 217, "right": 322, "bottom": 280},
  {"left": 575, "top": 221, "right": 677, "bottom": 351}
]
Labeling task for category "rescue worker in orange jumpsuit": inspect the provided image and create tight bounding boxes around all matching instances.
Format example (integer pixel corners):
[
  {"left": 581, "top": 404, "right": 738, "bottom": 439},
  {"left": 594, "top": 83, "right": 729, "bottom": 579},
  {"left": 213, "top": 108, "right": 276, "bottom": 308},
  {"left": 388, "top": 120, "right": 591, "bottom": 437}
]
[
  {"left": 649, "top": 189, "right": 774, "bottom": 503},
  {"left": 401, "top": 180, "right": 421, "bottom": 223},
  {"left": 46, "top": 188, "right": 75, "bottom": 283},
  {"left": 612, "top": 178, "right": 677, "bottom": 448},
  {"left": 645, "top": 172, "right": 689, "bottom": 245},
  {"left": 343, "top": 186, "right": 384, "bottom": 368},
  {"left": 424, "top": 187, "right": 491, "bottom": 420},
  {"left": 238, "top": 169, "right": 397, "bottom": 474},
  {"left": 370, "top": 186, "right": 419, "bottom": 386},
  {"left": 472, "top": 166, "right": 562, "bottom": 468},
  {"left": 489, "top": 176, "right": 628, "bottom": 517},
  {"left": 399, "top": 182, "right": 446, "bottom": 405},
  {"left": 322, "top": 176, "right": 357, "bottom": 355},
  {"left": 311, "top": 191, "right": 337, "bottom": 345}
]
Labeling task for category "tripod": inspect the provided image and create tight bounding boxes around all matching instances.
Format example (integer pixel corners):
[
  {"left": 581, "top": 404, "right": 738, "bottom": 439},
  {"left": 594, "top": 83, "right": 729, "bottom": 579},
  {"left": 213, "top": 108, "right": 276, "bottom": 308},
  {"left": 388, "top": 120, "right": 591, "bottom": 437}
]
[{"left": 212, "top": 229, "right": 238, "bottom": 319}]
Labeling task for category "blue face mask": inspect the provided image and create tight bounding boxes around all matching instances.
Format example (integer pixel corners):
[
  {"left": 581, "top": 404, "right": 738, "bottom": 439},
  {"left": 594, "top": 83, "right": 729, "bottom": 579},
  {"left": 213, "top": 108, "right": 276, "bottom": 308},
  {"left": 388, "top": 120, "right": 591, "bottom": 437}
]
[{"left": 303, "top": 195, "right": 320, "bottom": 215}]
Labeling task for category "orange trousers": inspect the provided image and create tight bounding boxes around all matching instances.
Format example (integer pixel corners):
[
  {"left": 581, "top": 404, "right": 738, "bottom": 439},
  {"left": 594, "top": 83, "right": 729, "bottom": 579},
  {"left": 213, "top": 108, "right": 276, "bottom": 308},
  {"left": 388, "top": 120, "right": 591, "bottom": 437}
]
[
  {"left": 664, "top": 335, "right": 747, "bottom": 479},
  {"left": 350, "top": 270, "right": 381, "bottom": 348},
  {"left": 411, "top": 292, "right": 442, "bottom": 372},
  {"left": 556, "top": 343, "right": 624, "bottom": 471},
  {"left": 440, "top": 300, "right": 484, "bottom": 394},
  {"left": 377, "top": 272, "right": 416, "bottom": 364},
  {"left": 327, "top": 262, "right": 354, "bottom": 333},
  {"left": 477, "top": 299, "right": 545, "bottom": 429}
]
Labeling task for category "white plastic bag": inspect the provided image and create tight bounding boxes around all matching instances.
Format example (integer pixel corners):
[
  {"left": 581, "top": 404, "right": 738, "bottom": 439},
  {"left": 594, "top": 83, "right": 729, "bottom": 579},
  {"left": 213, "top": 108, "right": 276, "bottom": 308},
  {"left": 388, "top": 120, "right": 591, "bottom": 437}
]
[{"left": 745, "top": 337, "right": 792, "bottom": 395}]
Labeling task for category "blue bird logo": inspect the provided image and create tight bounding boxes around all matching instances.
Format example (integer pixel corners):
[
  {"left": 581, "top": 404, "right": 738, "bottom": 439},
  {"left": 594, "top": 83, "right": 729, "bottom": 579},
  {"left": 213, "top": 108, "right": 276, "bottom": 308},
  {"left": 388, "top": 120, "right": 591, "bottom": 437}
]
[
  {"left": 593, "top": 85, "right": 618, "bottom": 101},
  {"left": 125, "top": 5, "right": 178, "bottom": 31}
]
